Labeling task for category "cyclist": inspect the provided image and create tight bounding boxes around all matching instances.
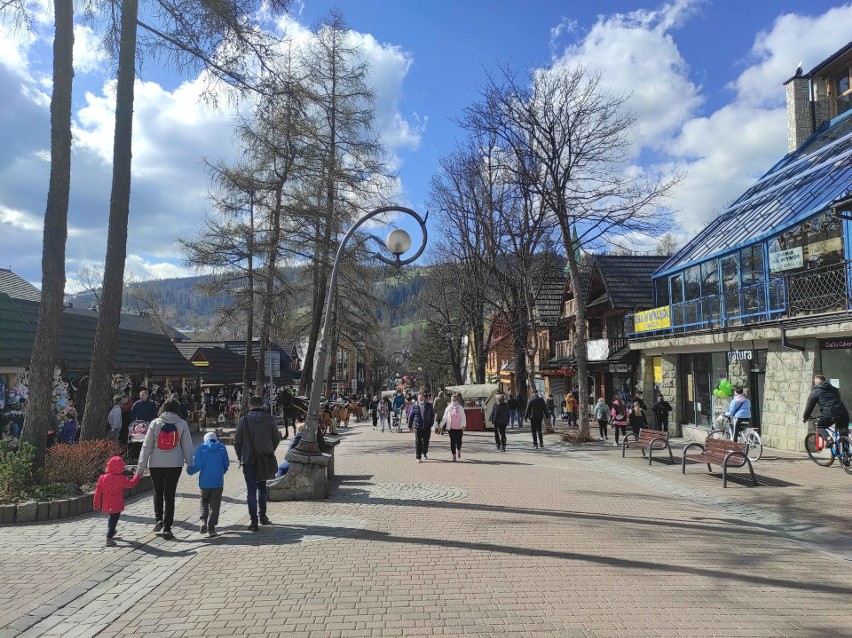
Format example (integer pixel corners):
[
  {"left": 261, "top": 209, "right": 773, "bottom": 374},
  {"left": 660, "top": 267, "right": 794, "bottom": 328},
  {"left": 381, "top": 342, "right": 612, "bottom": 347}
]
[
  {"left": 803, "top": 375, "right": 849, "bottom": 435},
  {"left": 391, "top": 389, "right": 405, "bottom": 432},
  {"left": 723, "top": 387, "right": 751, "bottom": 442}
]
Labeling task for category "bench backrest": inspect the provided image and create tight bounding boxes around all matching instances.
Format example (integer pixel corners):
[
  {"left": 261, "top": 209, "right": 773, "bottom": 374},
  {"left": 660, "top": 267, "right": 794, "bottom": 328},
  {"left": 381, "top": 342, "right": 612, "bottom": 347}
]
[
  {"left": 638, "top": 428, "right": 667, "bottom": 443},
  {"left": 704, "top": 438, "right": 747, "bottom": 455}
]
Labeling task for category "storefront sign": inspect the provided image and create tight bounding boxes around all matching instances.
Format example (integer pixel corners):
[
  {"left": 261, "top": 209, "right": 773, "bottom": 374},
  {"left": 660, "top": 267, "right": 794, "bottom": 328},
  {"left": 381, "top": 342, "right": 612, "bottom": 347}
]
[
  {"left": 608, "top": 364, "right": 631, "bottom": 373},
  {"left": 805, "top": 237, "right": 843, "bottom": 260},
  {"left": 821, "top": 338, "right": 852, "bottom": 350},
  {"left": 653, "top": 357, "right": 662, "bottom": 384},
  {"left": 633, "top": 306, "right": 671, "bottom": 332},
  {"left": 191, "top": 360, "right": 209, "bottom": 367},
  {"left": 727, "top": 350, "right": 754, "bottom": 362},
  {"left": 768, "top": 247, "right": 803, "bottom": 272}
]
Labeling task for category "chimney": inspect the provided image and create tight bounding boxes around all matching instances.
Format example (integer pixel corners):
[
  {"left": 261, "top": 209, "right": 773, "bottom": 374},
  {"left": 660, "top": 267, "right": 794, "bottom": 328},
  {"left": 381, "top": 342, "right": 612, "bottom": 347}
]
[{"left": 784, "top": 74, "right": 813, "bottom": 152}]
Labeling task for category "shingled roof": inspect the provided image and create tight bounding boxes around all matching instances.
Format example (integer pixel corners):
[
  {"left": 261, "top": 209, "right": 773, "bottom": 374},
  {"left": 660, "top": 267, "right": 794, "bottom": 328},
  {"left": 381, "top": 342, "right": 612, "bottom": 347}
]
[
  {"left": 0, "top": 293, "right": 198, "bottom": 376},
  {"left": 188, "top": 347, "right": 248, "bottom": 385},
  {"left": 533, "top": 276, "right": 566, "bottom": 327},
  {"left": 589, "top": 255, "right": 669, "bottom": 310},
  {"left": 0, "top": 269, "right": 41, "bottom": 302}
]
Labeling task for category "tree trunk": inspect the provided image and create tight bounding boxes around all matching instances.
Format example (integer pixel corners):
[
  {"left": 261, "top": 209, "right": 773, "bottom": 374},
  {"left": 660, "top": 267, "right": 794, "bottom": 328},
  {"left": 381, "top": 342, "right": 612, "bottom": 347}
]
[
  {"left": 565, "top": 242, "right": 590, "bottom": 438},
  {"left": 81, "top": 0, "right": 139, "bottom": 440},
  {"left": 22, "top": 0, "right": 74, "bottom": 469},
  {"left": 255, "top": 187, "right": 284, "bottom": 406},
  {"left": 324, "top": 303, "right": 339, "bottom": 397},
  {"left": 241, "top": 194, "right": 255, "bottom": 413}
]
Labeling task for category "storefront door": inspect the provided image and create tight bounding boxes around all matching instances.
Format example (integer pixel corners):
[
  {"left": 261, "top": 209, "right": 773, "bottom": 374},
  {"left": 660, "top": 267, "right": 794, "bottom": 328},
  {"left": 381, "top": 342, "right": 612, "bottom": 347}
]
[{"left": 749, "top": 350, "right": 767, "bottom": 431}]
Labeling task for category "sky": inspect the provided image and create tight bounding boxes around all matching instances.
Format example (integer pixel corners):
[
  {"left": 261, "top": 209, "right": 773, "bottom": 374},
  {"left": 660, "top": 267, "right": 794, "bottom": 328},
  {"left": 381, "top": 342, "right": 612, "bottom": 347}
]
[{"left": 1, "top": 0, "right": 852, "bottom": 289}]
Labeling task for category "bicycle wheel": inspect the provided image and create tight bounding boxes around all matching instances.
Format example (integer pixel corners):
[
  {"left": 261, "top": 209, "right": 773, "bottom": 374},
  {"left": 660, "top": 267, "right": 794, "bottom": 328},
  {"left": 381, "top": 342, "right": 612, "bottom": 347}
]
[
  {"left": 804, "top": 432, "right": 834, "bottom": 467},
  {"left": 741, "top": 430, "right": 763, "bottom": 462}
]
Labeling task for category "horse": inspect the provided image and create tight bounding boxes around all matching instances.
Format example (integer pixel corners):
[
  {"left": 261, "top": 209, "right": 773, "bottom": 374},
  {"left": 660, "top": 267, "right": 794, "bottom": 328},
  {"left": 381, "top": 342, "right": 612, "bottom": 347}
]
[{"left": 279, "top": 393, "right": 308, "bottom": 438}]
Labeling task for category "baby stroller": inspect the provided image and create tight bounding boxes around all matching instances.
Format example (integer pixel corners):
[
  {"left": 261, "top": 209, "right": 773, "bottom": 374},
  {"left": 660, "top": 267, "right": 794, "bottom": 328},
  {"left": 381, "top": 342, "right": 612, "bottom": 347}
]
[{"left": 126, "top": 419, "right": 149, "bottom": 463}]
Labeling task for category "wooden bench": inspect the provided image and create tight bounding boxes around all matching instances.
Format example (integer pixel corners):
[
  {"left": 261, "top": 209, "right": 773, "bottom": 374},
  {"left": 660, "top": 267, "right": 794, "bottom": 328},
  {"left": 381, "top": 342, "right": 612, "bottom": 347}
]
[
  {"left": 682, "top": 438, "right": 757, "bottom": 487},
  {"left": 622, "top": 428, "right": 673, "bottom": 465}
]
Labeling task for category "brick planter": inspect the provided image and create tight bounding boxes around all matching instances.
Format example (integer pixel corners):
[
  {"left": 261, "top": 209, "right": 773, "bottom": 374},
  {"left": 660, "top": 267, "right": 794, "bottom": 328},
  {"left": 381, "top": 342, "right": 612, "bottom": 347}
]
[{"left": 0, "top": 474, "right": 153, "bottom": 526}]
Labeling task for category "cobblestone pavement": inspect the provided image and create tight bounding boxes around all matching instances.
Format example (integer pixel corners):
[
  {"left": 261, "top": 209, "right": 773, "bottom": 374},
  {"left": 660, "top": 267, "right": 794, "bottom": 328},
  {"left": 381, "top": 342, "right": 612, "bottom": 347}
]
[{"left": 2, "top": 421, "right": 852, "bottom": 637}]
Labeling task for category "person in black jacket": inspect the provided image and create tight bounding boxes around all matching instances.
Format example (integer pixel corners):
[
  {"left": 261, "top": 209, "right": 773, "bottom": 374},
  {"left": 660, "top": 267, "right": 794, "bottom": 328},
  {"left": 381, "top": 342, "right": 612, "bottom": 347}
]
[
  {"left": 803, "top": 375, "right": 850, "bottom": 432},
  {"left": 525, "top": 391, "right": 547, "bottom": 448},
  {"left": 507, "top": 395, "right": 519, "bottom": 429},
  {"left": 489, "top": 394, "right": 510, "bottom": 451},
  {"left": 408, "top": 393, "right": 435, "bottom": 462},
  {"left": 652, "top": 395, "right": 673, "bottom": 432}
]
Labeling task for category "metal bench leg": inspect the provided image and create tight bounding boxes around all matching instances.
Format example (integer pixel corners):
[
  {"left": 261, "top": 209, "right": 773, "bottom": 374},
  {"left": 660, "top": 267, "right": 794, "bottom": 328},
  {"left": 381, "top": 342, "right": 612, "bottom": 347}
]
[
  {"left": 722, "top": 462, "right": 728, "bottom": 488},
  {"left": 648, "top": 446, "right": 653, "bottom": 465},
  {"left": 667, "top": 443, "right": 673, "bottom": 464},
  {"left": 706, "top": 463, "right": 713, "bottom": 473},
  {"left": 746, "top": 458, "right": 758, "bottom": 486}
]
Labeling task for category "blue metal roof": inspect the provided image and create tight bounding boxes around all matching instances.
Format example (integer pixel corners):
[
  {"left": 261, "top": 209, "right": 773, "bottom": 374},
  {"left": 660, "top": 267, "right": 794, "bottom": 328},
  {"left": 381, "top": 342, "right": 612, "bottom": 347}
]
[{"left": 655, "top": 109, "right": 852, "bottom": 279}]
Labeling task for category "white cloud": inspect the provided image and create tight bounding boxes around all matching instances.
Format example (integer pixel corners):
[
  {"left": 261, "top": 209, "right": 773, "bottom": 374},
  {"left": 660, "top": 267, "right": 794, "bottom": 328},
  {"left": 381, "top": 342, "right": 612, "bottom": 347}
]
[{"left": 72, "top": 24, "right": 106, "bottom": 74}]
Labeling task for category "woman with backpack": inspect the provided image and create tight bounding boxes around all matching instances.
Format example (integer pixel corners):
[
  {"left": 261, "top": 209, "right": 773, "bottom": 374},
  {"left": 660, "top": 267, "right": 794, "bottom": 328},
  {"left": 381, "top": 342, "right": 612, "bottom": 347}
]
[
  {"left": 135, "top": 398, "right": 194, "bottom": 540},
  {"left": 610, "top": 397, "right": 630, "bottom": 445}
]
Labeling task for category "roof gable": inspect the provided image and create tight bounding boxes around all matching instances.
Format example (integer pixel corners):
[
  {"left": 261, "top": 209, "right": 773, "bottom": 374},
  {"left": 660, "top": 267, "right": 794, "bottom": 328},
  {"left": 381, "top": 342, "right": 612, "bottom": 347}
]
[
  {"left": 0, "top": 269, "right": 41, "bottom": 302},
  {"left": 590, "top": 255, "right": 668, "bottom": 309}
]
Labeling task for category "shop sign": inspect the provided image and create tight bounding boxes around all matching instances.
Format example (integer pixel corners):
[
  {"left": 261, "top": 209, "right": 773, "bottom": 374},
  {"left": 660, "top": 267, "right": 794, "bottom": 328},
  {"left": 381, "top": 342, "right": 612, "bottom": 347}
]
[
  {"left": 608, "top": 364, "right": 630, "bottom": 373},
  {"left": 821, "top": 338, "right": 852, "bottom": 350},
  {"left": 633, "top": 306, "right": 671, "bottom": 332},
  {"left": 653, "top": 357, "right": 662, "bottom": 384},
  {"left": 191, "top": 360, "right": 209, "bottom": 367},
  {"left": 727, "top": 350, "right": 754, "bottom": 362},
  {"left": 768, "top": 247, "right": 803, "bottom": 273},
  {"left": 805, "top": 237, "right": 843, "bottom": 260}
]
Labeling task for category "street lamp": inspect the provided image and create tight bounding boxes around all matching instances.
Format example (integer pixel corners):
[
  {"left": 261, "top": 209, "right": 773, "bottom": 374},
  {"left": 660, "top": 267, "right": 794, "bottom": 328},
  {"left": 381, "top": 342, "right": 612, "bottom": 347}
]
[{"left": 291, "top": 207, "right": 427, "bottom": 457}]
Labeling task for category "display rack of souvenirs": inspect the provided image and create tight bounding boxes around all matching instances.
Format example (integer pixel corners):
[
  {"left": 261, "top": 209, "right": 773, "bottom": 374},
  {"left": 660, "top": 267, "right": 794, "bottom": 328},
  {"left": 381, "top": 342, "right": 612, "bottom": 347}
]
[{"left": 2, "top": 373, "right": 28, "bottom": 438}]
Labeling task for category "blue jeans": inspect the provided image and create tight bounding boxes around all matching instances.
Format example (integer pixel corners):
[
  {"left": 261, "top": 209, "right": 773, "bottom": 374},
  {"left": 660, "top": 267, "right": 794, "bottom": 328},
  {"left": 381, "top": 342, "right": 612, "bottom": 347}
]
[
  {"left": 508, "top": 410, "right": 517, "bottom": 427},
  {"left": 242, "top": 463, "right": 268, "bottom": 523},
  {"left": 107, "top": 512, "right": 120, "bottom": 538}
]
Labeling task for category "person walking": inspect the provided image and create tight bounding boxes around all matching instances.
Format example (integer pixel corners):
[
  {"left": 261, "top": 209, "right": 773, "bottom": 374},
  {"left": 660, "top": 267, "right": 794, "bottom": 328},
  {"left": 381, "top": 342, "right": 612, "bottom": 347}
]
[
  {"left": 433, "top": 391, "right": 449, "bottom": 434},
  {"left": 440, "top": 394, "right": 467, "bottom": 461},
  {"left": 187, "top": 432, "right": 230, "bottom": 538},
  {"left": 369, "top": 395, "right": 379, "bottom": 430},
  {"left": 93, "top": 456, "right": 140, "bottom": 547},
  {"left": 507, "top": 394, "right": 519, "bottom": 429},
  {"left": 516, "top": 394, "right": 526, "bottom": 428},
  {"left": 610, "top": 397, "right": 630, "bottom": 446},
  {"left": 378, "top": 397, "right": 389, "bottom": 432},
  {"left": 594, "top": 397, "right": 610, "bottom": 441},
  {"left": 408, "top": 392, "right": 435, "bottom": 462},
  {"left": 107, "top": 396, "right": 123, "bottom": 443},
  {"left": 131, "top": 390, "right": 158, "bottom": 423},
  {"left": 525, "top": 391, "right": 547, "bottom": 448},
  {"left": 652, "top": 394, "right": 673, "bottom": 432},
  {"left": 135, "top": 398, "right": 194, "bottom": 540},
  {"left": 546, "top": 394, "right": 556, "bottom": 423},
  {"left": 234, "top": 396, "right": 281, "bottom": 531},
  {"left": 490, "top": 394, "right": 510, "bottom": 451}
]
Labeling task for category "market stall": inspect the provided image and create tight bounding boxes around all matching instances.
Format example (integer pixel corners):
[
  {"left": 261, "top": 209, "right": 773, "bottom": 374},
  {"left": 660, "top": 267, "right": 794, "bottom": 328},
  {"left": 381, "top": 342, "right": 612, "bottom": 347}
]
[{"left": 444, "top": 383, "right": 499, "bottom": 431}]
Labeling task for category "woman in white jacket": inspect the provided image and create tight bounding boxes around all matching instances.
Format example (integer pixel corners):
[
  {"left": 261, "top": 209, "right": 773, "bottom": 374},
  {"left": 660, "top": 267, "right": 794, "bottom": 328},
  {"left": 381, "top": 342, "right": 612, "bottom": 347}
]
[
  {"left": 135, "top": 398, "right": 194, "bottom": 539},
  {"left": 439, "top": 394, "right": 467, "bottom": 461}
]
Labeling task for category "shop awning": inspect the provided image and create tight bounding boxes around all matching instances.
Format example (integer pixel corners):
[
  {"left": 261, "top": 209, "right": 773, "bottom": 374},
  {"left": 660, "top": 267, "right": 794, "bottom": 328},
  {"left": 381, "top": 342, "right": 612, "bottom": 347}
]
[{"left": 608, "top": 344, "right": 639, "bottom": 365}]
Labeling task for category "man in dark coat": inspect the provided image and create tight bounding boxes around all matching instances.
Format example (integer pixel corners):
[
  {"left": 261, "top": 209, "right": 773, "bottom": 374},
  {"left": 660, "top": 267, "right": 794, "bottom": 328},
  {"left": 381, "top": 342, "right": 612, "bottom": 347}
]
[
  {"left": 131, "top": 390, "right": 158, "bottom": 423},
  {"left": 525, "top": 391, "right": 547, "bottom": 448},
  {"left": 408, "top": 392, "right": 435, "bottom": 462},
  {"left": 803, "top": 375, "right": 850, "bottom": 432},
  {"left": 234, "top": 396, "right": 281, "bottom": 531}
]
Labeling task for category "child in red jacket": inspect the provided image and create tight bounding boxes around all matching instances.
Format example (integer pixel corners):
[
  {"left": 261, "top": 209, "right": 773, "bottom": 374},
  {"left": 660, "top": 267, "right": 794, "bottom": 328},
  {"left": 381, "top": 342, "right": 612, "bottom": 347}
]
[{"left": 93, "top": 456, "right": 140, "bottom": 546}]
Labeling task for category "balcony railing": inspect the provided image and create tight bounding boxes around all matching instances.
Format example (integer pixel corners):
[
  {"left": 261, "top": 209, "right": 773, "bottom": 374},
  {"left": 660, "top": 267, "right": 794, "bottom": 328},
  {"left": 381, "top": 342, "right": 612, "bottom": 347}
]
[{"left": 626, "top": 260, "right": 852, "bottom": 338}]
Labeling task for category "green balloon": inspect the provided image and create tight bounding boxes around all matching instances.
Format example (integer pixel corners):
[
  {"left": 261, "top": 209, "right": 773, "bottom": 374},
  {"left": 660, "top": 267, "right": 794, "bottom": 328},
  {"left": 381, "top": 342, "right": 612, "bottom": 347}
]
[{"left": 713, "top": 389, "right": 720, "bottom": 398}]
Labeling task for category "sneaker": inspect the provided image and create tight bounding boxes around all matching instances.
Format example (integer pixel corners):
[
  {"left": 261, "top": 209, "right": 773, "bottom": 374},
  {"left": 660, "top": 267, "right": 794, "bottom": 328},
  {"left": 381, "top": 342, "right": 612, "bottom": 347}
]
[
  {"left": 417, "top": 458, "right": 422, "bottom": 463},
  {"left": 452, "top": 454, "right": 457, "bottom": 462},
  {"left": 208, "top": 527, "right": 217, "bottom": 537},
  {"left": 248, "top": 522, "right": 259, "bottom": 532},
  {"left": 153, "top": 520, "right": 163, "bottom": 533},
  {"left": 200, "top": 522, "right": 208, "bottom": 534},
  {"left": 457, "top": 451, "right": 461, "bottom": 459},
  {"left": 423, "top": 454, "right": 428, "bottom": 460},
  {"left": 534, "top": 444, "right": 538, "bottom": 448},
  {"left": 162, "top": 530, "right": 174, "bottom": 540},
  {"left": 501, "top": 446, "right": 506, "bottom": 452},
  {"left": 260, "top": 516, "right": 271, "bottom": 525},
  {"left": 106, "top": 538, "right": 117, "bottom": 547}
]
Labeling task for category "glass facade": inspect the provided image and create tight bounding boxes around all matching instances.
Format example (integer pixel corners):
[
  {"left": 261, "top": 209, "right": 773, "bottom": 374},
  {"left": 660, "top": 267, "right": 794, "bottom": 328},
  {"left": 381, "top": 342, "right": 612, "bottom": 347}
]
[{"left": 680, "top": 353, "right": 728, "bottom": 427}]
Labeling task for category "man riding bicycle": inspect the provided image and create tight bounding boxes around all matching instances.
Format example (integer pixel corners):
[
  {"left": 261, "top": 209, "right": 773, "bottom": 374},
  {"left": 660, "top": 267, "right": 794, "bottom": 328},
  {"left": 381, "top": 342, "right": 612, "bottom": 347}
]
[
  {"left": 803, "top": 375, "right": 850, "bottom": 434},
  {"left": 723, "top": 387, "right": 751, "bottom": 442},
  {"left": 391, "top": 389, "right": 405, "bottom": 430}
]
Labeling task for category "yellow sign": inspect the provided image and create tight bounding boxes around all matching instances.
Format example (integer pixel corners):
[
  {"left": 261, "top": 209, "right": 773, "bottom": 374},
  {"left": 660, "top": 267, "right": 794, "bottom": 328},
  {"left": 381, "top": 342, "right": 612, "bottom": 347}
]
[
  {"left": 805, "top": 237, "right": 843, "bottom": 259},
  {"left": 653, "top": 356, "right": 662, "bottom": 384},
  {"left": 191, "top": 360, "right": 209, "bottom": 367},
  {"left": 633, "top": 306, "right": 671, "bottom": 332}
]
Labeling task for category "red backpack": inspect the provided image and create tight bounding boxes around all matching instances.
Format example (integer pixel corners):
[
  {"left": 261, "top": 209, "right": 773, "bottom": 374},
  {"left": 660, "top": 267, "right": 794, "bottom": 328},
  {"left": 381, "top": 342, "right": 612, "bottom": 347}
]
[{"left": 156, "top": 421, "right": 179, "bottom": 451}]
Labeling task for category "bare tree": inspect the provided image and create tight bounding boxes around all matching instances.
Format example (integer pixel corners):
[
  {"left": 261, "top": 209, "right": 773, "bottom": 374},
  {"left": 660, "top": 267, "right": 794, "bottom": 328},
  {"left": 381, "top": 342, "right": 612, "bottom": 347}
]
[
  {"left": 17, "top": 0, "right": 75, "bottom": 469},
  {"left": 464, "top": 65, "right": 677, "bottom": 438},
  {"left": 81, "top": 0, "right": 291, "bottom": 440}
]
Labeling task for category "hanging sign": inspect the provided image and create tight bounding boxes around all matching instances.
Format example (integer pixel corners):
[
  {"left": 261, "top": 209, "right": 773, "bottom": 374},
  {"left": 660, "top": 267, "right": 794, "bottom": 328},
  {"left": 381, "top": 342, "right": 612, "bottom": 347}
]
[
  {"left": 768, "top": 247, "right": 803, "bottom": 272},
  {"left": 633, "top": 306, "right": 671, "bottom": 332}
]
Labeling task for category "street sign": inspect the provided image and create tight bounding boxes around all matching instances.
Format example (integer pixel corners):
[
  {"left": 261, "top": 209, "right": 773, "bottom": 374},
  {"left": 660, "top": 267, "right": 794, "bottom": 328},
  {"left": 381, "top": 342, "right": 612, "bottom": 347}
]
[{"left": 264, "top": 351, "right": 281, "bottom": 378}]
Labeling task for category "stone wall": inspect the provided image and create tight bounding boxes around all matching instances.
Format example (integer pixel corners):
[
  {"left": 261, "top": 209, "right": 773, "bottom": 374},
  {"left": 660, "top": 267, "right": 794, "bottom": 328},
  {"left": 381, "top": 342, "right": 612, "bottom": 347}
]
[
  {"left": 761, "top": 339, "right": 819, "bottom": 452},
  {"left": 785, "top": 77, "right": 813, "bottom": 153}
]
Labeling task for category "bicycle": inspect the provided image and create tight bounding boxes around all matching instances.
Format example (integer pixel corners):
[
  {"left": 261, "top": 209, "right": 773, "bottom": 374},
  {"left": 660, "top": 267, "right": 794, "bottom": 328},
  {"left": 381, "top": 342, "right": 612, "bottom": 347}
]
[
  {"left": 708, "top": 414, "right": 763, "bottom": 462},
  {"left": 804, "top": 418, "right": 852, "bottom": 473}
]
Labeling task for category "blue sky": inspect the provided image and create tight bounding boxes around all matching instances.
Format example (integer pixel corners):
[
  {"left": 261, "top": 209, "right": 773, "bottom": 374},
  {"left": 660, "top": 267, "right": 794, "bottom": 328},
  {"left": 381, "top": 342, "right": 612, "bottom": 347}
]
[{"left": 1, "top": 0, "right": 851, "bottom": 287}]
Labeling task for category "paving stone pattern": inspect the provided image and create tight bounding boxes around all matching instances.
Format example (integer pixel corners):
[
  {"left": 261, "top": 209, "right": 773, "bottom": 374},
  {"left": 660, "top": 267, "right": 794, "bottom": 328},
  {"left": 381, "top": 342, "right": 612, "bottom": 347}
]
[{"left": 1, "top": 424, "right": 851, "bottom": 637}]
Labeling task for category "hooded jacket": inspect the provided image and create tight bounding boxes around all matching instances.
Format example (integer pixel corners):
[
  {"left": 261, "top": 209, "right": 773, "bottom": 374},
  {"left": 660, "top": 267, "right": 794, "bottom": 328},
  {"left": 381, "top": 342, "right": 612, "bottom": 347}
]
[
  {"left": 234, "top": 409, "right": 281, "bottom": 465},
  {"left": 187, "top": 439, "right": 230, "bottom": 489},
  {"left": 803, "top": 381, "right": 849, "bottom": 421},
  {"left": 136, "top": 412, "right": 194, "bottom": 473},
  {"left": 93, "top": 456, "right": 140, "bottom": 514}
]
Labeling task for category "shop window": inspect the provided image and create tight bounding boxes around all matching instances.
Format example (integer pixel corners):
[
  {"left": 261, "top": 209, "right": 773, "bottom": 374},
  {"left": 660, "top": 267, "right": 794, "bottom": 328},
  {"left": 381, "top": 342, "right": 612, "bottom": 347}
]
[
  {"left": 820, "top": 344, "right": 852, "bottom": 417},
  {"left": 721, "top": 253, "right": 740, "bottom": 320},
  {"left": 670, "top": 273, "right": 683, "bottom": 305},
  {"left": 653, "top": 277, "right": 667, "bottom": 306}
]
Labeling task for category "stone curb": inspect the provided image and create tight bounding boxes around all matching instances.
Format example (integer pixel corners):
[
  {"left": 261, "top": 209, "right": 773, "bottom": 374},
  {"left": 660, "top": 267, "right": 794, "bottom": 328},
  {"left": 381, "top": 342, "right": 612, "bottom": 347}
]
[{"left": 0, "top": 475, "right": 153, "bottom": 526}]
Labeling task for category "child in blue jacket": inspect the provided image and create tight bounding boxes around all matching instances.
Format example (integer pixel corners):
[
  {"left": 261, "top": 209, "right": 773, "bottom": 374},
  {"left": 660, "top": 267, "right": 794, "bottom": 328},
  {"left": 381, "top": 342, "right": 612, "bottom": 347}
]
[{"left": 187, "top": 432, "right": 230, "bottom": 537}]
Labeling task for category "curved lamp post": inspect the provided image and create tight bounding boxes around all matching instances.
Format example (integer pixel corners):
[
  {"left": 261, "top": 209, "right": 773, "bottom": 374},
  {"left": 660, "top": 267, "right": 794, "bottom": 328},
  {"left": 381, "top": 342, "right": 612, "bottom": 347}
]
[{"left": 293, "top": 206, "right": 428, "bottom": 455}]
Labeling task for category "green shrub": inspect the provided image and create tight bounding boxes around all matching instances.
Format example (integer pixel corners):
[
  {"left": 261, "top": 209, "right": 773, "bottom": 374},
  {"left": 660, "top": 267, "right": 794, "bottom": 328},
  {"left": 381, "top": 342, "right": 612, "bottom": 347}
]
[
  {"left": 45, "top": 440, "right": 121, "bottom": 487},
  {"left": 0, "top": 442, "right": 37, "bottom": 503}
]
